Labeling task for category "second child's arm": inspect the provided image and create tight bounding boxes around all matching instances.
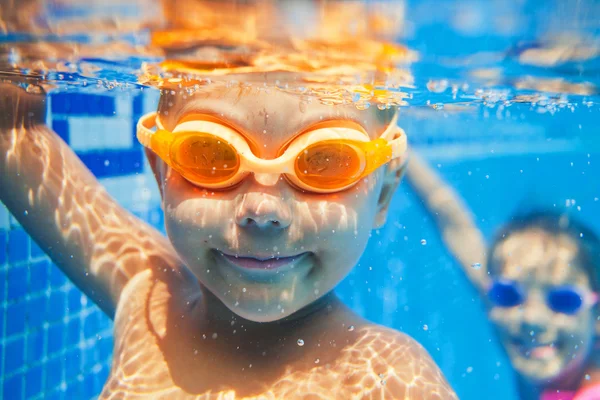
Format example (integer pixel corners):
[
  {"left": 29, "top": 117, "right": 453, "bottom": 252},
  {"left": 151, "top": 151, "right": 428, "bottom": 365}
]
[{"left": 405, "top": 151, "right": 489, "bottom": 293}]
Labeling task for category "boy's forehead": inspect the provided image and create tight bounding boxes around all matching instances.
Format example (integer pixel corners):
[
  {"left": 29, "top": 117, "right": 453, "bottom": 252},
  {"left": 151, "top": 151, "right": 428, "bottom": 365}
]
[{"left": 157, "top": 81, "right": 396, "bottom": 149}]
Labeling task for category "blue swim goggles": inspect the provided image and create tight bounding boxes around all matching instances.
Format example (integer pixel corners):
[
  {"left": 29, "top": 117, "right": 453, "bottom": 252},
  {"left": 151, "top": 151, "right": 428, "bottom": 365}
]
[{"left": 487, "top": 279, "right": 598, "bottom": 315}]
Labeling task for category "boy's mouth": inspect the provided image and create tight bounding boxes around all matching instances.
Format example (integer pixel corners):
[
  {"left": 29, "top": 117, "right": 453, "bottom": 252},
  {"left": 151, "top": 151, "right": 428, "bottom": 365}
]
[{"left": 218, "top": 251, "right": 309, "bottom": 271}]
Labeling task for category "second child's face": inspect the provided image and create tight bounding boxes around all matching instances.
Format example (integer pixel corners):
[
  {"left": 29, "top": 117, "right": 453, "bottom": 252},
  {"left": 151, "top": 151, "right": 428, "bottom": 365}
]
[
  {"left": 150, "top": 83, "right": 402, "bottom": 322},
  {"left": 488, "top": 229, "right": 597, "bottom": 383}
]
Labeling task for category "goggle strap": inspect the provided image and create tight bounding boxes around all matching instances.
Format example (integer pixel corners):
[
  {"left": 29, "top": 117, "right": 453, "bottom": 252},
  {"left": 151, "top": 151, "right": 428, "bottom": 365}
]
[
  {"left": 379, "top": 111, "right": 400, "bottom": 140},
  {"left": 389, "top": 127, "right": 408, "bottom": 159},
  {"left": 137, "top": 111, "right": 158, "bottom": 148}
]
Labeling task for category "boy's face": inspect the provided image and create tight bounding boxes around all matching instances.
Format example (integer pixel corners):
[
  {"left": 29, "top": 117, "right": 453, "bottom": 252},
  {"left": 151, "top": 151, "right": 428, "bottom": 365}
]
[{"left": 148, "top": 82, "right": 403, "bottom": 322}]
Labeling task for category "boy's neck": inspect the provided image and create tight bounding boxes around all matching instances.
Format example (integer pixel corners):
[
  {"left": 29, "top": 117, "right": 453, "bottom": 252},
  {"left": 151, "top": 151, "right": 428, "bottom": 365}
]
[{"left": 199, "top": 287, "right": 358, "bottom": 335}]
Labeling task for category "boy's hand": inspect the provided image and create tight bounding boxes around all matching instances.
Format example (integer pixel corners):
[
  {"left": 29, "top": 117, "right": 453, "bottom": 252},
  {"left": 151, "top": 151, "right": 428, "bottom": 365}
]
[{"left": 0, "top": 82, "right": 180, "bottom": 317}]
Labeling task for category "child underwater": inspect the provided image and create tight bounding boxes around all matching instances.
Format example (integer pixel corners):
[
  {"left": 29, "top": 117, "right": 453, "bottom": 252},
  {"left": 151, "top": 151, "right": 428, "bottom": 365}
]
[
  {"left": 406, "top": 152, "right": 600, "bottom": 400},
  {"left": 0, "top": 80, "right": 457, "bottom": 399},
  {"left": 0, "top": 18, "right": 459, "bottom": 399}
]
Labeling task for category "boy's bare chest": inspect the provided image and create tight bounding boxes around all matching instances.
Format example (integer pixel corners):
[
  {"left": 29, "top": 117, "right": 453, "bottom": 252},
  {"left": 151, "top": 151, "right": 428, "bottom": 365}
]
[
  {"left": 98, "top": 271, "right": 365, "bottom": 399},
  {"left": 98, "top": 270, "right": 454, "bottom": 400}
]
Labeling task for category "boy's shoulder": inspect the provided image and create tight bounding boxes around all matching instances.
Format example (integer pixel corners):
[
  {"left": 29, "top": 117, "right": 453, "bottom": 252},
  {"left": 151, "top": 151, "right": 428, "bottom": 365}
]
[{"left": 345, "top": 323, "right": 457, "bottom": 399}]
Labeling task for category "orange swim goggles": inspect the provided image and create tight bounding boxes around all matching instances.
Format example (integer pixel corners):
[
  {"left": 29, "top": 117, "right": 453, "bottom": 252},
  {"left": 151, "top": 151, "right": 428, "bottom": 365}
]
[{"left": 136, "top": 112, "right": 407, "bottom": 194}]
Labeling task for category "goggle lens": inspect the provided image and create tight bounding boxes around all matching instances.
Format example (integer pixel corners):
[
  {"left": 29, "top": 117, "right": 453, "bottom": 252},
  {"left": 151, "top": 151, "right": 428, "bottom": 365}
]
[
  {"left": 294, "top": 141, "right": 364, "bottom": 190},
  {"left": 547, "top": 287, "right": 583, "bottom": 315},
  {"left": 172, "top": 133, "right": 240, "bottom": 184},
  {"left": 488, "top": 280, "right": 524, "bottom": 308}
]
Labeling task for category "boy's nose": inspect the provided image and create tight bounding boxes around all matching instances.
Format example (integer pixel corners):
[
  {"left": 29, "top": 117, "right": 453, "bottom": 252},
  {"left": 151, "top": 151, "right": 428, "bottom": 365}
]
[{"left": 235, "top": 192, "right": 292, "bottom": 231}]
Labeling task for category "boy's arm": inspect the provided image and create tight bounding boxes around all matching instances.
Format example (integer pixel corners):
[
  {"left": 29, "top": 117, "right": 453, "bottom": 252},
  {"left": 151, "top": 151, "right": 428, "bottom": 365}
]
[
  {"left": 405, "top": 150, "right": 489, "bottom": 293},
  {"left": 0, "top": 83, "right": 180, "bottom": 318}
]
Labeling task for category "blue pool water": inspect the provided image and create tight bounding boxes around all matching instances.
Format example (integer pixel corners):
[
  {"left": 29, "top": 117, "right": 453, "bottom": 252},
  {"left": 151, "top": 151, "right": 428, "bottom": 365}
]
[
  {"left": 1, "top": 90, "right": 598, "bottom": 400},
  {"left": 1, "top": 0, "right": 599, "bottom": 399}
]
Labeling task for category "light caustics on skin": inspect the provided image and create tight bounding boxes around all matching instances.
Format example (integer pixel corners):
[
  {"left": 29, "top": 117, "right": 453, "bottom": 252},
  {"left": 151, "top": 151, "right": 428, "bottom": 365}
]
[
  {"left": 0, "top": 84, "right": 181, "bottom": 315},
  {"left": 488, "top": 229, "right": 596, "bottom": 383},
  {"left": 101, "top": 268, "right": 457, "bottom": 400},
  {"left": 159, "top": 161, "right": 384, "bottom": 321}
]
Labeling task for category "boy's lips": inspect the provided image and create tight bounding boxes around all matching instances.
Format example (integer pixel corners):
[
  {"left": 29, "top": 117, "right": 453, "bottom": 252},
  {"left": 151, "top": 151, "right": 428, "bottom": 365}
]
[{"left": 218, "top": 251, "right": 309, "bottom": 270}]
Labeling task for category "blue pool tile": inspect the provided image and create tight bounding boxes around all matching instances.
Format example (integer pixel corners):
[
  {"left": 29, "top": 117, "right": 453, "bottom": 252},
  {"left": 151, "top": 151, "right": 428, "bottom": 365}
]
[
  {"left": 0, "top": 230, "right": 6, "bottom": 265},
  {"left": 26, "top": 295, "right": 47, "bottom": 328},
  {"left": 52, "top": 119, "right": 70, "bottom": 143},
  {"left": 30, "top": 238, "right": 46, "bottom": 259},
  {"left": 64, "top": 350, "right": 81, "bottom": 380},
  {"left": 100, "top": 95, "right": 116, "bottom": 116},
  {"left": 51, "top": 93, "right": 116, "bottom": 117},
  {"left": 45, "top": 356, "right": 63, "bottom": 392},
  {"left": 46, "top": 291, "right": 66, "bottom": 322},
  {"left": 7, "top": 264, "right": 28, "bottom": 301},
  {"left": 8, "top": 229, "right": 29, "bottom": 264},
  {"left": 26, "top": 330, "right": 45, "bottom": 364},
  {"left": 69, "top": 379, "right": 85, "bottom": 399},
  {"left": 94, "top": 365, "right": 109, "bottom": 394},
  {"left": 83, "top": 314, "right": 100, "bottom": 339},
  {"left": 45, "top": 389, "right": 64, "bottom": 400},
  {"left": 83, "top": 373, "right": 96, "bottom": 397},
  {"left": 0, "top": 269, "right": 6, "bottom": 300},
  {"left": 6, "top": 301, "right": 27, "bottom": 336},
  {"left": 66, "top": 318, "right": 81, "bottom": 345},
  {"left": 49, "top": 263, "right": 67, "bottom": 287},
  {"left": 25, "top": 364, "right": 43, "bottom": 398},
  {"left": 4, "top": 337, "right": 25, "bottom": 373},
  {"left": 29, "top": 259, "right": 50, "bottom": 293},
  {"left": 98, "top": 335, "right": 113, "bottom": 358},
  {"left": 3, "top": 373, "right": 24, "bottom": 399},
  {"left": 47, "top": 323, "right": 65, "bottom": 356},
  {"left": 133, "top": 93, "right": 143, "bottom": 116},
  {"left": 78, "top": 149, "right": 143, "bottom": 178},
  {"left": 67, "top": 289, "right": 82, "bottom": 313}
]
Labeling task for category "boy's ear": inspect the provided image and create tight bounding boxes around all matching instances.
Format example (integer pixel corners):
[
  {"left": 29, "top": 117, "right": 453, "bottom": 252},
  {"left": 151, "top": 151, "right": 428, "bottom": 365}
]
[
  {"left": 373, "top": 155, "right": 407, "bottom": 229},
  {"left": 145, "top": 148, "right": 165, "bottom": 198}
]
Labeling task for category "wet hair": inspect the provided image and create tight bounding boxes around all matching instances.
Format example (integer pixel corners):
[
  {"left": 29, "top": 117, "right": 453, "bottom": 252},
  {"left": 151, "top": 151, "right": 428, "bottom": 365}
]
[{"left": 487, "top": 210, "right": 600, "bottom": 292}]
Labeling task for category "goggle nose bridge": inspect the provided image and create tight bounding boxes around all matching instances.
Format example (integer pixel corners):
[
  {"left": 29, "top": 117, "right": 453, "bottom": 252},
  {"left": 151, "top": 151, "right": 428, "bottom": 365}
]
[{"left": 240, "top": 152, "right": 295, "bottom": 174}]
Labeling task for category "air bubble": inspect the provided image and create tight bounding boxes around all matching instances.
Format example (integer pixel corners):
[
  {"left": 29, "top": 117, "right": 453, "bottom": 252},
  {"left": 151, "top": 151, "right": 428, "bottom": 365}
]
[
  {"left": 420, "top": 239, "right": 427, "bottom": 245},
  {"left": 348, "top": 325, "right": 355, "bottom": 332},
  {"left": 471, "top": 263, "right": 481, "bottom": 269},
  {"left": 297, "top": 339, "right": 305, "bottom": 346},
  {"left": 423, "top": 324, "right": 429, "bottom": 331}
]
